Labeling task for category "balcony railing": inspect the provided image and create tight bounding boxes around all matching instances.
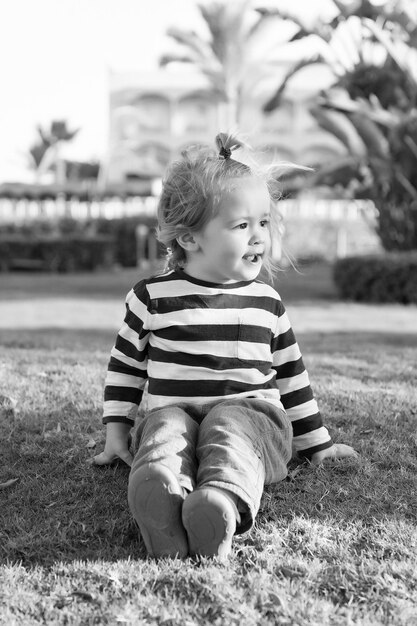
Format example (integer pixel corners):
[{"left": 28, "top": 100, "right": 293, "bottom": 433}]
[
  {"left": 0, "top": 194, "right": 376, "bottom": 224},
  {"left": 0, "top": 191, "right": 380, "bottom": 263}
]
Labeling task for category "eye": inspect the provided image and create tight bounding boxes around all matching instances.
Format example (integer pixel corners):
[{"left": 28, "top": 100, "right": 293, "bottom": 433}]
[
  {"left": 260, "top": 219, "right": 270, "bottom": 227},
  {"left": 235, "top": 222, "right": 248, "bottom": 230}
]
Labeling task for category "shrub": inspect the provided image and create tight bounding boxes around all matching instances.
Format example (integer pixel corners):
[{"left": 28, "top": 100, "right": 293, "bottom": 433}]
[
  {"left": 0, "top": 216, "right": 164, "bottom": 271},
  {"left": 333, "top": 252, "right": 417, "bottom": 304},
  {"left": 94, "top": 216, "right": 162, "bottom": 267},
  {"left": 0, "top": 233, "right": 115, "bottom": 272}
]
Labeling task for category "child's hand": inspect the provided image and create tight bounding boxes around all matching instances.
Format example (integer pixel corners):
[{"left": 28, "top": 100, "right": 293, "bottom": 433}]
[
  {"left": 93, "top": 422, "right": 133, "bottom": 467},
  {"left": 311, "top": 443, "right": 358, "bottom": 466}
]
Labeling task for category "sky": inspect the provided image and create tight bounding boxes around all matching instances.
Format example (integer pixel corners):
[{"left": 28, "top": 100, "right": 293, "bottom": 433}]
[{"left": 0, "top": 0, "right": 342, "bottom": 183}]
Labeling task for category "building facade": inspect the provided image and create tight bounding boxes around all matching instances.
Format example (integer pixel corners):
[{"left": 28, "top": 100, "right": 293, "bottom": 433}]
[{"left": 103, "top": 69, "right": 344, "bottom": 185}]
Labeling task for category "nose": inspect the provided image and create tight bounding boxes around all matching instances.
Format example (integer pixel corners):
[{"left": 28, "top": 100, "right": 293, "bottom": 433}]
[{"left": 249, "top": 225, "right": 264, "bottom": 246}]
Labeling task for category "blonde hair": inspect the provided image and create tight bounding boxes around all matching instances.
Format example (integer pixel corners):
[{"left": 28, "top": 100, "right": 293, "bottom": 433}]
[{"left": 157, "top": 132, "right": 284, "bottom": 281}]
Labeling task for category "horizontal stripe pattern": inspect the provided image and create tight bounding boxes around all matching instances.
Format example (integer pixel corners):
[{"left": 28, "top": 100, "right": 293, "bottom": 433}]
[
  {"left": 147, "top": 360, "right": 272, "bottom": 383},
  {"left": 147, "top": 346, "right": 271, "bottom": 373},
  {"left": 148, "top": 388, "right": 280, "bottom": 410},
  {"left": 151, "top": 293, "right": 279, "bottom": 315},
  {"left": 292, "top": 427, "right": 333, "bottom": 454},
  {"left": 104, "top": 385, "right": 142, "bottom": 404},
  {"left": 102, "top": 400, "right": 139, "bottom": 425},
  {"left": 103, "top": 270, "right": 332, "bottom": 456},
  {"left": 148, "top": 375, "right": 277, "bottom": 398},
  {"left": 153, "top": 322, "right": 272, "bottom": 345}
]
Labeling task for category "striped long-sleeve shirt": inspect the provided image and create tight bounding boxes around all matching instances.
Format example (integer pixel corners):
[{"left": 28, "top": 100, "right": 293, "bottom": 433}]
[{"left": 104, "top": 269, "right": 333, "bottom": 458}]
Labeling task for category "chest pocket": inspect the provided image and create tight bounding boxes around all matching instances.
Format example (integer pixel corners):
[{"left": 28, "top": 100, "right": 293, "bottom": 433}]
[{"left": 236, "top": 313, "right": 272, "bottom": 364}]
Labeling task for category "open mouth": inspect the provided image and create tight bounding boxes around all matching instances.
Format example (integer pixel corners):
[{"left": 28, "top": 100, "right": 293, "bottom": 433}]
[{"left": 243, "top": 253, "right": 262, "bottom": 264}]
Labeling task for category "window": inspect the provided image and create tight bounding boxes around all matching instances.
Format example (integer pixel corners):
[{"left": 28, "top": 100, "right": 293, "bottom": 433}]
[
  {"left": 135, "top": 95, "right": 170, "bottom": 131},
  {"left": 177, "top": 95, "right": 217, "bottom": 132}
]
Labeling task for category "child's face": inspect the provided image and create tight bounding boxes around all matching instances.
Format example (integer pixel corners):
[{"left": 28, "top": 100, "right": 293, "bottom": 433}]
[{"left": 187, "top": 177, "right": 272, "bottom": 284}]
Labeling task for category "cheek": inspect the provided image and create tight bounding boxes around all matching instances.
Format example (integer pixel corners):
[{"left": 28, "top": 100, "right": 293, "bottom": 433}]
[
  {"left": 216, "top": 242, "right": 240, "bottom": 263},
  {"left": 223, "top": 236, "right": 244, "bottom": 254},
  {"left": 265, "top": 228, "right": 272, "bottom": 245}
]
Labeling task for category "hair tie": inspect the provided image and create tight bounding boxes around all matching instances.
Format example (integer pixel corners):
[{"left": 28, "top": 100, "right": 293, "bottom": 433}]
[{"left": 219, "top": 146, "right": 232, "bottom": 160}]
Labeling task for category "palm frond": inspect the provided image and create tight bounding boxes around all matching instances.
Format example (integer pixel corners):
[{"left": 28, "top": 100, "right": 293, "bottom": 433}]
[
  {"left": 159, "top": 54, "right": 195, "bottom": 67},
  {"left": 37, "top": 125, "right": 52, "bottom": 146},
  {"left": 357, "top": 19, "right": 365, "bottom": 64},
  {"left": 29, "top": 143, "right": 49, "bottom": 169},
  {"left": 263, "top": 56, "right": 323, "bottom": 112},
  {"left": 321, "top": 93, "right": 397, "bottom": 128},
  {"left": 50, "top": 121, "right": 79, "bottom": 142},
  {"left": 306, "top": 155, "right": 362, "bottom": 186},
  {"left": 363, "top": 18, "right": 416, "bottom": 80},
  {"left": 247, "top": 11, "right": 282, "bottom": 39},
  {"left": 404, "top": 135, "right": 417, "bottom": 160},
  {"left": 199, "top": 1, "right": 248, "bottom": 63},
  {"left": 377, "top": 2, "right": 417, "bottom": 38},
  {"left": 165, "top": 27, "right": 215, "bottom": 63},
  {"left": 255, "top": 6, "right": 303, "bottom": 27},
  {"left": 347, "top": 112, "right": 390, "bottom": 160},
  {"left": 319, "top": 93, "right": 360, "bottom": 114},
  {"left": 258, "top": 5, "right": 335, "bottom": 43},
  {"left": 310, "top": 106, "right": 366, "bottom": 156},
  {"left": 332, "top": 0, "right": 381, "bottom": 21},
  {"left": 394, "top": 170, "right": 417, "bottom": 200},
  {"left": 331, "top": 0, "right": 354, "bottom": 20}
]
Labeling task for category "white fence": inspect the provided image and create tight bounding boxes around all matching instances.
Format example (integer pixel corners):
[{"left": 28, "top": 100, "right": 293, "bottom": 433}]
[
  {"left": 0, "top": 195, "right": 380, "bottom": 262},
  {"left": 279, "top": 198, "right": 377, "bottom": 221},
  {"left": 0, "top": 195, "right": 158, "bottom": 223},
  {"left": 0, "top": 195, "right": 377, "bottom": 223}
]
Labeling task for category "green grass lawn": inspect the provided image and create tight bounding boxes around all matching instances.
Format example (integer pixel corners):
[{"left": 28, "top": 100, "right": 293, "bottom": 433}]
[
  {"left": 1, "top": 266, "right": 416, "bottom": 625},
  {"left": 0, "top": 261, "right": 338, "bottom": 302}
]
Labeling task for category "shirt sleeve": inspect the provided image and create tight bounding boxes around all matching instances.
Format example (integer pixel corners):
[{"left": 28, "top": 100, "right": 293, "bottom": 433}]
[
  {"left": 103, "top": 281, "right": 150, "bottom": 426},
  {"left": 271, "top": 298, "right": 333, "bottom": 459}
]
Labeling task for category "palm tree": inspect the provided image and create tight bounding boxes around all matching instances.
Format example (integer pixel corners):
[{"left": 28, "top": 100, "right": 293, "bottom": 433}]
[
  {"left": 160, "top": 0, "right": 318, "bottom": 127},
  {"left": 260, "top": 0, "right": 410, "bottom": 112},
  {"left": 262, "top": 0, "right": 417, "bottom": 251},
  {"left": 309, "top": 89, "right": 417, "bottom": 250},
  {"left": 29, "top": 120, "right": 79, "bottom": 184}
]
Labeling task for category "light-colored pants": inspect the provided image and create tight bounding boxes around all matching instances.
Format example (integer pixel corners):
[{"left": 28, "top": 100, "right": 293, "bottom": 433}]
[{"left": 130, "top": 398, "right": 292, "bottom": 533}]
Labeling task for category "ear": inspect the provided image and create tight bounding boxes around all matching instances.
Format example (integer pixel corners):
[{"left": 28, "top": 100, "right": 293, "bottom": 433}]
[{"left": 177, "top": 232, "right": 200, "bottom": 252}]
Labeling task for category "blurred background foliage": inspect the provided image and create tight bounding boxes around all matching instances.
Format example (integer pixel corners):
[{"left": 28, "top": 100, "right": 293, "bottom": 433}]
[
  {"left": 163, "top": 0, "right": 417, "bottom": 253},
  {"left": 266, "top": 0, "right": 417, "bottom": 252},
  {"left": 1, "top": 0, "right": 417, "bottom": 302}
]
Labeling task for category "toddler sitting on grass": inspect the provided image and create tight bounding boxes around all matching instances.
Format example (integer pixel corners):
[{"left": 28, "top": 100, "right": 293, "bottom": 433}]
[{"left": 94, "top": 133, "right": 357, "bottom": 559}]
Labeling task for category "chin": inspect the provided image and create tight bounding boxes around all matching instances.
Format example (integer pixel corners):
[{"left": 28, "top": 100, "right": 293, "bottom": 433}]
[{"left": 236, "top": 268, "right": 261, "bottom": 281}]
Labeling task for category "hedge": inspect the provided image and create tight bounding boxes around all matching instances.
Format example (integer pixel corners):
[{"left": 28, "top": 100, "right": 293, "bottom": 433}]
[
  {"left": 94, "top": 216, "right": 162, "bottom": 267},
  {"left": 0, "top": 216, "right": 164, "bottom": 271},
  {"left": 333, "top": 252, "right": 417, "bottom": 304},
  {"left": 0, "top": 233, "right": 115, "bottom": 272}
]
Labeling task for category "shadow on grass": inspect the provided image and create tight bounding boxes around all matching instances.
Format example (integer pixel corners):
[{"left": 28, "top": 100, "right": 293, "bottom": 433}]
[
  {"left": 1, "top": 326, "right": 416, "bottom": 568},
  {"left": 0, "top": 426, "right": 141, "bottom": 567},
  {"left": 1, "top": 421, "right": 415, "bottom": 569}
]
